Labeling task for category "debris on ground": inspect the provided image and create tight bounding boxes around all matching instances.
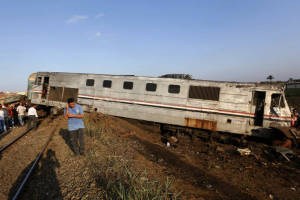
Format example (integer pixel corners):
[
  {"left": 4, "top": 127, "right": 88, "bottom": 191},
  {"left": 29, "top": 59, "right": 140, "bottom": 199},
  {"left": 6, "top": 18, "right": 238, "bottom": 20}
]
[
  {"left": 237, "top": 148, "right": 251, "bottom": 156},
  {"left": 119, "top": 131, "right": 136, "bottom": 138},
  {"left": 216, "top": 146, "right": 225, "bottom": 152},
  {"left": 170, "top": 136, "right": 178, "bottom": 143},
  {"left": 275, "top": 146, "right": 294, "bottom": 161}
]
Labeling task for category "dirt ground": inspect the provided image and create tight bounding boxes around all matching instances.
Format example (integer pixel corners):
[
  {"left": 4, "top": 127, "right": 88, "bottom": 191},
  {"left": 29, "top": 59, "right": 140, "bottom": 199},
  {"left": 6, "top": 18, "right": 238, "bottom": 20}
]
[{"left": 0, "top": 111, "right": 300, "bottom": 200}]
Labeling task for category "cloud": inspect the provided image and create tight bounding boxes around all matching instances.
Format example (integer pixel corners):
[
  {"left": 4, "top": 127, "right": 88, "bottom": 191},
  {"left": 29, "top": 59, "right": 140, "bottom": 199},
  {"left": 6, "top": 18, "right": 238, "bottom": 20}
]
[
  {"left": 65, "top": 15, "right": 88, "bottom": 24},
  {"left": 95, "top": 32, "right": 102, "bottom": 37},
  {"left": 95, "top": 13, "right": 104, "bottom": 18}
]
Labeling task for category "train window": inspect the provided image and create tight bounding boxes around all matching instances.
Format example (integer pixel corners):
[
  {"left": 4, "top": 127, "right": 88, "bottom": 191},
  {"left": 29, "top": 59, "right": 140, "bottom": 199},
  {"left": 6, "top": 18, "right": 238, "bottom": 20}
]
[
  {"left": 86, "top": 79, "right": 95, "bottom": 87},
  {"left": 146, "top": 83, "right": 157, "bottom": 92},
  {"left": 36, "top": 77, "right": 42, "bottom": 85},
  {"left": 168, "top": 85, "right": 180, "bottom": 94},
  {"left": 271, "top": 94, "right": 285, "bottom": 108},
  {"left": 123, "top": 81, "right": 133, "bottom": 90},
  {"left": 103, "top": 80, "right": 112, "bottom": 88},
  {"left": 188, "top": 86, "right": 220, "bottom": 101}
]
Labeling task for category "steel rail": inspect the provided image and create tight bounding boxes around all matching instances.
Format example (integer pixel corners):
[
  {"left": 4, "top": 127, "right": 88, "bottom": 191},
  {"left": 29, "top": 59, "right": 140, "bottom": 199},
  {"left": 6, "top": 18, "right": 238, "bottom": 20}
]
[
  {"left": 12, "top": 128, "right": 56, "bottom": 200},
  {"left": 0, "top": 128, "right": 32, "bottom": 153}
]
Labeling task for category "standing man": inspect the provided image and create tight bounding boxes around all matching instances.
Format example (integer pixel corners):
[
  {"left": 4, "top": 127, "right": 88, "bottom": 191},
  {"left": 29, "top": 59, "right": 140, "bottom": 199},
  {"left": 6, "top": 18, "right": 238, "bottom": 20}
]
[
  {"left": 64, "top": 98, "right": 85, "bottom": 156},
  {"left": 8, "top": 105, "right": 14, "bottom": 128},
  {"left": 0, "top": 105, "right": 5, "bottom": 132},
  {"left": 293, "top": 109, "right": 299, "bottom": 127},
  {"left": 12, "top": 105, "right": 19, "bottom": 127},
  {"left": 3, "top": 104, "right": 9, "bottom": 131},
  {"left": 16, "top": 103, "right": 26, "bottom": 126},
  {"left": 27, "top": 104, "right": 38, "bottom": 130}
]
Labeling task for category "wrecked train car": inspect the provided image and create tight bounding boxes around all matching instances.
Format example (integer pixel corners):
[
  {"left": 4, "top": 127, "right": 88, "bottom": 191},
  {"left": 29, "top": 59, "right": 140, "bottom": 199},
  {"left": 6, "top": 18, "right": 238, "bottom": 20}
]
[{"left": 28, "top": 72, "right": 292, "bottom": 137}]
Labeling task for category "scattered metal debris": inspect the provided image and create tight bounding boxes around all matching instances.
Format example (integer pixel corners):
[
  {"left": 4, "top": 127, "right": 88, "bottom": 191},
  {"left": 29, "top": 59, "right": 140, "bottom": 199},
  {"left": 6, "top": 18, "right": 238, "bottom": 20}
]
[
  {"left": 166, "top": 142, "right": 171, "bottom": 147},
  {"left": 170, "top": 136, "right": 178, "bottom": 143},
  {"left": 237, "top": 148, "right": 251, "bottom": 156},
  {"left": 216, "top": 146, "right": 225, "bottom": 152},
  {"left": 275, "top": 146, "right": 294, "bottom": 161}
]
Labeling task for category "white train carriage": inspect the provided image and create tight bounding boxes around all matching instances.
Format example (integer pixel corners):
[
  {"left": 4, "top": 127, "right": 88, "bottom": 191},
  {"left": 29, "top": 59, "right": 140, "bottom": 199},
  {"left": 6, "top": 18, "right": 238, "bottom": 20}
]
[{"left": 28, "top": 72, "right": 292, "bottom": 136}]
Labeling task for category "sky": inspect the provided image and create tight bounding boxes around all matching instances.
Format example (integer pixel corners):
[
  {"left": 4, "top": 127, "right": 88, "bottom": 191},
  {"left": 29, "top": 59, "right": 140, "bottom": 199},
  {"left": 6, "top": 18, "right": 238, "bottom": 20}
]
[{"left": 1, "top": 0, "right": 300, "bottom": 91}]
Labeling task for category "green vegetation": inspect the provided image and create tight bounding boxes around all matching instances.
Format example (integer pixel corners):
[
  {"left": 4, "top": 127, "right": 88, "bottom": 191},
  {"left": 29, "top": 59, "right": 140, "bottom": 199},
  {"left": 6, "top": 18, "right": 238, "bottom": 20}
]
[
  {"left": 84, "top": 117, "right": 181, "bottom": 200},
  {"left": 98, "top": 165, "right": 180, "bottom": 200},
  {"left": 84, "top": 119, "right": 103, "bottom": 139}
]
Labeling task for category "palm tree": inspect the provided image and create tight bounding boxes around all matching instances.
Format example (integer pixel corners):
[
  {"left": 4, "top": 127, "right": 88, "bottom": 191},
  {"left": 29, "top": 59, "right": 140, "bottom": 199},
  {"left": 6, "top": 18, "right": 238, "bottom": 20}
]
[{"left": 267, "top": 75, "right": 274, "bottom": 82}]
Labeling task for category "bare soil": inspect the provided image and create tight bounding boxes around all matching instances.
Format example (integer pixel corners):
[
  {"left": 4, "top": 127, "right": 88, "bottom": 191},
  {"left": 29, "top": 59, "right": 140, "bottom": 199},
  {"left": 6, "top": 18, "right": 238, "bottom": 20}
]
[{"left": 0, "top": 111, "right": 299, "bottom": 200}]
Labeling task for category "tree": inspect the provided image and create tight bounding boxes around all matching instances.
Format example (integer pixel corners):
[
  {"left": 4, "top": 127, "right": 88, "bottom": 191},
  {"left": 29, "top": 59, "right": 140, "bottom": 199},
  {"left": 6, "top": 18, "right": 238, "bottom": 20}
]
[{"left": 267, "top": 75, "right": 274, "bottom": 82}]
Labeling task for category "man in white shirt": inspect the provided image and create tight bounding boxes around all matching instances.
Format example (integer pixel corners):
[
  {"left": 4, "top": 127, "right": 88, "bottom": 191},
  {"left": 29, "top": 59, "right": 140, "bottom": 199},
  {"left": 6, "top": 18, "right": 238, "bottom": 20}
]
[
  {"left": 0, "top": 105, "right": 6, "bottom": 132},
  {"left": 16, "top": 103, "right": 26, "bottom": 126},
  {"left": 27, "top": 104, "right": 38, "bottom": 130}
]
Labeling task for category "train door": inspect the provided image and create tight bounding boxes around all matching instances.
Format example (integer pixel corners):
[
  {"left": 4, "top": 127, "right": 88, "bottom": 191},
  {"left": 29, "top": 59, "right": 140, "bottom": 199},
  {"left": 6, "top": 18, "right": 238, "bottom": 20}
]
[
  {"left": 42, "top": 76, "right": 49, "bottom": 99},
  {"left": 252, "top": 91, "right": 266, "bottom": 126}
]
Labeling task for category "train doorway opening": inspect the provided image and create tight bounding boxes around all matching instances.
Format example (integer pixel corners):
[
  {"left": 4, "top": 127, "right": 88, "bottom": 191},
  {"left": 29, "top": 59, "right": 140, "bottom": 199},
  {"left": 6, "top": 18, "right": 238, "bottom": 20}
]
[
  {"left": 42, "top": 76, "right": 49, "bottom": 99},
  {"left": 253, "top": 91, "right": 266, "bottom": 126}
]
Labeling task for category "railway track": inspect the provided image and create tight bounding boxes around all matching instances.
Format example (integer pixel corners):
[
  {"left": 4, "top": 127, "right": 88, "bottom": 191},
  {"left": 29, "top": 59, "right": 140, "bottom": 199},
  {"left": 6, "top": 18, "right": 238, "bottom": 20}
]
[
  {"left": 0, "top": 116, "right": 58, "bottom": 199},
  {"left": 11, "top": 128, "right": 56, "bottom": 200},
  {"left": 0, "top": 116, "right": 57, "bottom": 154},
  {"left": 0, "top": 129, "right": 33, "bottom": 153}
]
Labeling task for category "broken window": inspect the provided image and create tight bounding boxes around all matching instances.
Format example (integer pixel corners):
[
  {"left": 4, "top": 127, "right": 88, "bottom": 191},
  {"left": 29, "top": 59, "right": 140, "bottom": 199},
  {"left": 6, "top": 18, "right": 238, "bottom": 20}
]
[
  {"left": 146, "top": 83, "right": 157, "bottom": 92},
  {"left": 168, "top": 85, "right": 180, "bottom": 94},
  {"left": 48, "top": 87, "right": 78, "bottom": 102},
  {"left": 103, "top": 80, "right": 112, "bottom": 88},
  {"left": 36, "top": 77, "right": 42, "bottom": 86},
  {"left": 62, "top": 88, "right": 79, "bottom": 102},
  {"left": 86, "top": 79, "right": 95, "bottom": 87},
  {"left": 123, "top": 81, "right": 133, "bottom": 90},
  {"left": 271, "top": 94, "right": 285, "bottom": 108},
  {"left": 188, "top": 86, "right": 220, "bottom": 101},
  {"left": 48, "top": 87, "right": 63, "bottom": 101}
]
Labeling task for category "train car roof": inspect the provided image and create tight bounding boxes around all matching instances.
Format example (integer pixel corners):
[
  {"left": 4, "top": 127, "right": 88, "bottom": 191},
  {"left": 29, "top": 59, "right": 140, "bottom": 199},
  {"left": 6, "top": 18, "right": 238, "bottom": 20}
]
[{"left": 34, "top": 71, "right": 285, "bottom": 90}]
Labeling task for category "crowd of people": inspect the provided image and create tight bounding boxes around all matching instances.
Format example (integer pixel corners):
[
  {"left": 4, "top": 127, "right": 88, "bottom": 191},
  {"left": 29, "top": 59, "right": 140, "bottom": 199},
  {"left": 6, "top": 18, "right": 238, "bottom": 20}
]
[{"left": 0, "top": 102, "right": 38, "bottom": 133}]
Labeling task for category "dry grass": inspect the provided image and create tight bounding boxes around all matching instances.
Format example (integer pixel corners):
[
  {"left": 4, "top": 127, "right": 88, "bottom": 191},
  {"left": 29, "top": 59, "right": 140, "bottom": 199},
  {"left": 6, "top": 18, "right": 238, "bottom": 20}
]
[{"left": 84, "top": 118, "right": 181, "bottom": 200}]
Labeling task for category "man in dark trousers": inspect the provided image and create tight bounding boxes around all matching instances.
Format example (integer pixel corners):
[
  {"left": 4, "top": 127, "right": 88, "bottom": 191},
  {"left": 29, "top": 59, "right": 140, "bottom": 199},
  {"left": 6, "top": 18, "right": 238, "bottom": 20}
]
[
  {"left": 27, "top": 104, "right": 38, "bottom": 130},
  {"left": 2, "top": 104, "right": 9, "bottom": 131},
  {"left": 64, "top": 98, "right": 85, "bottom": 156},
  {"left": 12, "top": 105, "right": 19, "bottom": 127}
]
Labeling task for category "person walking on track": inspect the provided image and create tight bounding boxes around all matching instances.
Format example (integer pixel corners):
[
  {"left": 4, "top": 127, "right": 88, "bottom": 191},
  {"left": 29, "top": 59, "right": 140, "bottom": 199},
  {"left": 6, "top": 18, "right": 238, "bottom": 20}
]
[
  {"left": 27, "top": 104, "right": 38, "bottom": 130},
  {"left": 2, "top": 104, "right": 9, "bottom": 131},
  {"left": 0, "top": 105, "right": 6, "bottom": 132},
  {"left": 16, "top": 103, "right": 26, "bottom": 126},
  {"left": 64, "top": 98, "right": 85, "bottom": 156}
]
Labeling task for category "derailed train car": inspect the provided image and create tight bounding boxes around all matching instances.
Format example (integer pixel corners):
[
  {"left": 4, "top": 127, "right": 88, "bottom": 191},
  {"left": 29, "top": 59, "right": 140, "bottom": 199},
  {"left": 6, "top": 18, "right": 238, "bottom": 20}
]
[{"left": 28, "top": 72, "right": 293, "bottom": 138}]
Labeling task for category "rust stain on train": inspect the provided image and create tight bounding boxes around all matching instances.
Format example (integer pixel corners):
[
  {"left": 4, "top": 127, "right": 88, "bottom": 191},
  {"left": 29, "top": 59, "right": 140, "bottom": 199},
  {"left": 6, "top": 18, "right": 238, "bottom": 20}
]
[{"left": 185, "top": 118, "right": 217, "bottom": 131}]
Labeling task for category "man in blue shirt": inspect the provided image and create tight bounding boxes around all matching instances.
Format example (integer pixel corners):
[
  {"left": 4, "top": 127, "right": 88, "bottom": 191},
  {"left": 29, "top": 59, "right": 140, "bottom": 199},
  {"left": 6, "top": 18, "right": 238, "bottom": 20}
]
[{"left": 64, "top": 98, "right": 85, "bottom": 155}]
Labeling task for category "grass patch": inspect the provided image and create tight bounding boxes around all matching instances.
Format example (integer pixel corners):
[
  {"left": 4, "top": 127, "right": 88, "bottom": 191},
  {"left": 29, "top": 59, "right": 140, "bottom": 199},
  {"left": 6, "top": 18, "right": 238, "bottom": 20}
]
[
  {"left": 85, "top": 120, "right": 103, "bottom": 139},
  {"left": 84, "top": 114, "right": 181, "bottom": 200},
  {"left": 105, "top": 167, "right": 179, "bottom": 200},
  {"left": 88, "top": 155, "right": 181, "bottom": 200}
]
